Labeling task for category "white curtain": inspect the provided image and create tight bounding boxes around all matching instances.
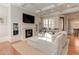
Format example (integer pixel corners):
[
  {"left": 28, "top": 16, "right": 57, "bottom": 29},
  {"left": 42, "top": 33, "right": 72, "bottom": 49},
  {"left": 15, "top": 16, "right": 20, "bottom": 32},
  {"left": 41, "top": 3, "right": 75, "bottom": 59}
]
[
  {"left": 43, "top": 17, "right": 55, "bottom": 29},
  {"left": 39, "top": 16, "right": 60, "bottom": 42}
]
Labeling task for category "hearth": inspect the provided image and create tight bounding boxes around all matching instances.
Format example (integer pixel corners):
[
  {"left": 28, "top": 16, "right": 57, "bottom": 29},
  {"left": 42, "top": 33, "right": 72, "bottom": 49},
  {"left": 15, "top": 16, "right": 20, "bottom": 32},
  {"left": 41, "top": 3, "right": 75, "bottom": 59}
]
[{"left": 25, "top": 29, "right": 33, "bottom": 38}]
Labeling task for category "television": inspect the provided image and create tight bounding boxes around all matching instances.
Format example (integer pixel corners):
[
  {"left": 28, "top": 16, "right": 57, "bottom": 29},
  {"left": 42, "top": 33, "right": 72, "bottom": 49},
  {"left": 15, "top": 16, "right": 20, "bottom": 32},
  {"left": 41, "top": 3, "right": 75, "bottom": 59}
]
[{"left": 23, "top": 13, "right": 35, "bottom": 23}]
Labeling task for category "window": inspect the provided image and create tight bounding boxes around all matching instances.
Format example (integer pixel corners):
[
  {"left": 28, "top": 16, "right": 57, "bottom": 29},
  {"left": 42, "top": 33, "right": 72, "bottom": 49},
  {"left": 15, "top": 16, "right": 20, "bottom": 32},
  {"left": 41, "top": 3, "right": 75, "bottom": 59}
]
[
  {"left": 43, "top": 18, "right": 55, "bottom": 29},
  {"left": 38, "top": 17, "right": 55, "bottom": 42}
]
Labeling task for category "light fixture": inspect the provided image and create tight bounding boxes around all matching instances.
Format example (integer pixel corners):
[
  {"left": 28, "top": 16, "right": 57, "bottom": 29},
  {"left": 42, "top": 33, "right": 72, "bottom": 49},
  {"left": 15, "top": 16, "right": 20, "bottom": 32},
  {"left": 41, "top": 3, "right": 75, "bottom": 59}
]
[{"left": 66, "top": 4, "right": 71, "bottom": 7}]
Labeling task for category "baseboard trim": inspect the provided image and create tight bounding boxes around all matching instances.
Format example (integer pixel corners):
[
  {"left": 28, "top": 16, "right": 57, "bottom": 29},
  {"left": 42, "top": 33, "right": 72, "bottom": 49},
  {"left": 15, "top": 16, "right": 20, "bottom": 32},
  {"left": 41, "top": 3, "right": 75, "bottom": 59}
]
[
  {"left": 11, "top": 40, "right": 22, "bottom": 44},
  {"left": 0, "top": 36, "right": 10, "bottom": 43},
  {"left": 0, "top": 36, "right": 25, "bottom": 43}
]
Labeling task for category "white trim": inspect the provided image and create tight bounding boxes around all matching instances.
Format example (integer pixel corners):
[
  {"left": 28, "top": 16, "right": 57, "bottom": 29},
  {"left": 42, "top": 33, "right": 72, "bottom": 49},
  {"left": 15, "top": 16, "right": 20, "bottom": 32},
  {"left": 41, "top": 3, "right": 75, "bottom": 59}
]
[{"left": 0, "top": 36, "right": 10, "bottom": 43}]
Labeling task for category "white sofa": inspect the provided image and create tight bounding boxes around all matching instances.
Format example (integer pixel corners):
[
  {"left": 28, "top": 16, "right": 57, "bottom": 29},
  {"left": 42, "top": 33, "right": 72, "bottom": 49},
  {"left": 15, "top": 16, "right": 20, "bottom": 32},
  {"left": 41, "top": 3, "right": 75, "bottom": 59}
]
[
  {"left": 27, "top": 39, "right": 57, "bottom": 54},
  {"left": 27, "top": 31, "right": 69, "bottom": 55},
  {"left": 52, "top": 31, "right": 69, "bottom": 55}
]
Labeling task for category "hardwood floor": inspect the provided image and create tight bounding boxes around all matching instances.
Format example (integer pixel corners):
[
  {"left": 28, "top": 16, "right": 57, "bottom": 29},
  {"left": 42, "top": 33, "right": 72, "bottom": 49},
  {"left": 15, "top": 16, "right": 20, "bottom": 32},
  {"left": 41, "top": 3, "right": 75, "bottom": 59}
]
[
  {"left": 0, "top": 41, "right": 20, "bottom": 55},
  {"left": 68, "top": 34, "right": 79, "bottom": 55},
  {"left": 0, "top": 35, "right": 79, "bottom": 55}
]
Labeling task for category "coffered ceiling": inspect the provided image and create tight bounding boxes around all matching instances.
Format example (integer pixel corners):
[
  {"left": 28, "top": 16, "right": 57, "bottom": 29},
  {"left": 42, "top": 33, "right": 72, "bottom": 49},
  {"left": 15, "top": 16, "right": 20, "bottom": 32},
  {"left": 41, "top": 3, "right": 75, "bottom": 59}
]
[{"left": 13, "top": 3, "right": 79, "bottom": 16}]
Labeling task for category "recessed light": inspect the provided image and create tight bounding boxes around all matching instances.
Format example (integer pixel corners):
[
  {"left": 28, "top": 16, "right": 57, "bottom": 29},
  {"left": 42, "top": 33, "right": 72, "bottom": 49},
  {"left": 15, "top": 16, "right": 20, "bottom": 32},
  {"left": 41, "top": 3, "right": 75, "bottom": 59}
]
[{"left": 66, "top": 4, "right": 71, "bottom": 7}]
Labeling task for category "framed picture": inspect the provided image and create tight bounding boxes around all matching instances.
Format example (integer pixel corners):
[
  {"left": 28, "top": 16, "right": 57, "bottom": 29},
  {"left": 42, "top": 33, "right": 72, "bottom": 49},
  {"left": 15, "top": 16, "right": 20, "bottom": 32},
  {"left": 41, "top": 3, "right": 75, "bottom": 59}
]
[
  {"left": 13, "top": 23, "right": 19, "bottom": 35},
  {"left": 0, "top": 16, "right": 7, "bottom": 24}
]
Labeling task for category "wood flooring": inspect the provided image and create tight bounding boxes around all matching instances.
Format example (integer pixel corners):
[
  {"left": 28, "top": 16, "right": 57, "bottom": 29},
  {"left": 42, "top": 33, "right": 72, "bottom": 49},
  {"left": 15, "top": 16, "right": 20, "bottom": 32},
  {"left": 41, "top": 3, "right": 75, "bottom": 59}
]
[
  {"left": 68, "top": 34, "right": 79, "bottom": 55},
  {"left": 0, "top": 41, "right": 20, "bottom": 55},
  {"left": 0, "top": 35, "right": 79, "bottom": 55}
]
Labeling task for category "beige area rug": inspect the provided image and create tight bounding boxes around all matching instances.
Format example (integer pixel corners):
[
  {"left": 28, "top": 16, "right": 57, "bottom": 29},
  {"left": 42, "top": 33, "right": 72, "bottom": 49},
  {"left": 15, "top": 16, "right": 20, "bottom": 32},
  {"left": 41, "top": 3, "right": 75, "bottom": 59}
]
[{"left": 12, "top": 41, "right": 45, "bottom": 55}]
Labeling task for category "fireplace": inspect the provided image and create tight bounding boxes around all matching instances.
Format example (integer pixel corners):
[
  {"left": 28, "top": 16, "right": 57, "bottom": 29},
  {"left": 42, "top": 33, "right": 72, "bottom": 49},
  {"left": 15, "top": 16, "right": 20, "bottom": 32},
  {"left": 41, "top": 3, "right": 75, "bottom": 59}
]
[{"left": 25, "top": 29, "right": 33, "bottom": 38}]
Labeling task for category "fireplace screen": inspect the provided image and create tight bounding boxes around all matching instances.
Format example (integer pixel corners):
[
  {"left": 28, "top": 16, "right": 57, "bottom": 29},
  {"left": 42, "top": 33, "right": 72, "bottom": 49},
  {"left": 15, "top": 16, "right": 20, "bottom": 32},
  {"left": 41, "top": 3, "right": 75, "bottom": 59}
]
[{"left": 25, "top": 29, "right": 33, "bottom": 38}]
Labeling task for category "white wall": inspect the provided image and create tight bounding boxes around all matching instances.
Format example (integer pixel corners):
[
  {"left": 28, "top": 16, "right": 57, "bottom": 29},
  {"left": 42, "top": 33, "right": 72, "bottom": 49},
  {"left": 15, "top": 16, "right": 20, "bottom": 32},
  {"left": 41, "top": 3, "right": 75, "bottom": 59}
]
[
  {"left": 0, "top": 4, "right": 10, "bottom": 42},
  {"left": 10, "top": 5, "right": 39, "bottom": 42},
  {"left": 65, "top": 12, "right": 79, "bottom": 34},
  {"left": 69, "top": 19, "right": 79, "bottom": 33},
  {"left": 0, "top": 4, "right": 40, "bottom": 42},
  {"left": 71, "top": 20, "right": 79, "bottom": 28}
]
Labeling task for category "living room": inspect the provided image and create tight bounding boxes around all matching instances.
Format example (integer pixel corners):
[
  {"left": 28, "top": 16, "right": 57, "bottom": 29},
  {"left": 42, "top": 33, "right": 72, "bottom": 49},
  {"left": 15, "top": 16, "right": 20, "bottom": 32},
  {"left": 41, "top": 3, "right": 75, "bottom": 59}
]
[{"left": 0, "top": 3, "right": 79, "bottom": 55}]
